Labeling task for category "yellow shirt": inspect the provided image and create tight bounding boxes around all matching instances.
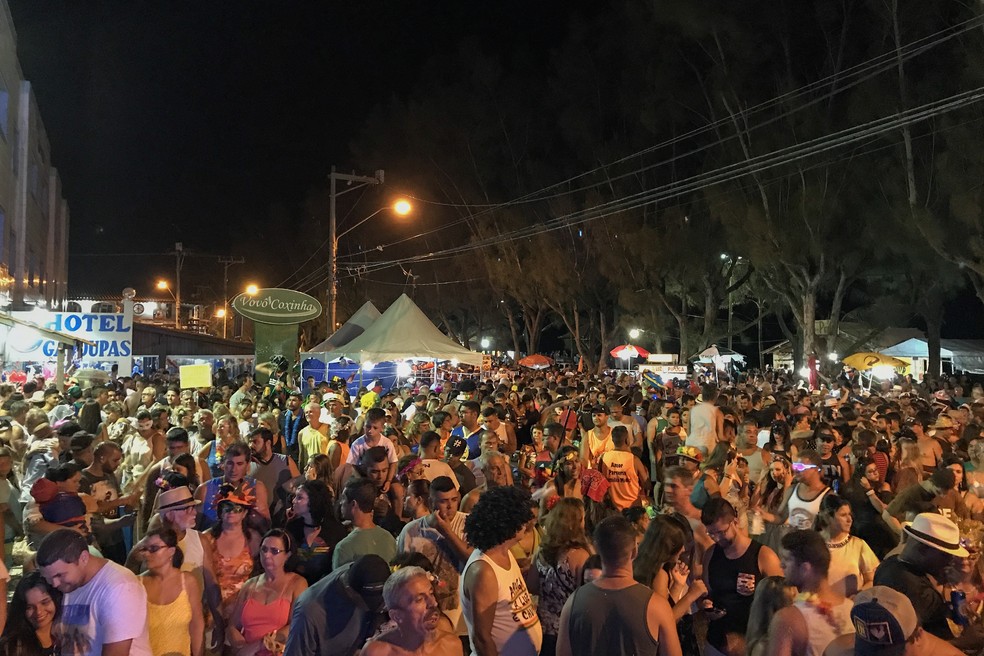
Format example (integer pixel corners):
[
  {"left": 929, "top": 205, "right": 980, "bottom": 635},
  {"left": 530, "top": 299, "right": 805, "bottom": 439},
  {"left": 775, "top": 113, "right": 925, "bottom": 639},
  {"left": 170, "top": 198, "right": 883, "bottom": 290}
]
[{"left": 298, "top": 424, "right": 329, "bottom": 468}]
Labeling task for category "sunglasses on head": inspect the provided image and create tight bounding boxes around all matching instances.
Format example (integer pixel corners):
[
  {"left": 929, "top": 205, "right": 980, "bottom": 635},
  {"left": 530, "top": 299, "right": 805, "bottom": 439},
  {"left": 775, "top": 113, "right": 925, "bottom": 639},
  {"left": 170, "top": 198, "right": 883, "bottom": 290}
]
[{"left": 792, "top": 462, "right": 818, "bottom": 472}]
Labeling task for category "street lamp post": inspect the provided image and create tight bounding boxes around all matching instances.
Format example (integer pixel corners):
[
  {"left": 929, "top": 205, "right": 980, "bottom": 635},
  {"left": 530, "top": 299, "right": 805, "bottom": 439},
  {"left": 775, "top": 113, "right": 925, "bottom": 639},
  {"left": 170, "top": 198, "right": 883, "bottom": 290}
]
[
  {"left": 217, "top": 285, "right": 259, "bottom": 339},
  {"left": 156, "top": 280, "right": 177, "bottom": 327},
  {"left": 329, "top": 167, "right": 385, "bottom": 334}
]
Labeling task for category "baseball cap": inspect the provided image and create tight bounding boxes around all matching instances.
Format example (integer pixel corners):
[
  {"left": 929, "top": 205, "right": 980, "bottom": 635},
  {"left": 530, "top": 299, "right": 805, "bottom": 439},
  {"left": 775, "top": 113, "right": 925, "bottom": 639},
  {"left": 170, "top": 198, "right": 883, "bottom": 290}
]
[
  {"left": 445, "top": 436, "right": 467, "bottom": 458},
  {"left": 851, "top": 586, "right": 918, "bottom": 656},
  {"left": 348, "top": 554, "right": 391, "bottom": 610}
]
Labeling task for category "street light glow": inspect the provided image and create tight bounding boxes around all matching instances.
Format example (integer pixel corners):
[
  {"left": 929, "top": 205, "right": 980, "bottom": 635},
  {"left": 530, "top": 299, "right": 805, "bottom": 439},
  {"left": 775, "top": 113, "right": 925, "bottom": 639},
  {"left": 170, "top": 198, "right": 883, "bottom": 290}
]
[
  {"left": 245, "top": 284, "right": 259, "bottom": 295},
  {"left": 480, "top": 338, "right": 490, "bottom": 349},
  {"left": 156, "top": 280, "right": 169, "bottom": 290},
  {"left": 215, "top": 308, "right": 226, "bottom": 318},
  {"left": 629, "top": 328, "right": 641, "bottom": 339},
  {"left": 393, "top": 199, "right": 412, "bottom": 216}
]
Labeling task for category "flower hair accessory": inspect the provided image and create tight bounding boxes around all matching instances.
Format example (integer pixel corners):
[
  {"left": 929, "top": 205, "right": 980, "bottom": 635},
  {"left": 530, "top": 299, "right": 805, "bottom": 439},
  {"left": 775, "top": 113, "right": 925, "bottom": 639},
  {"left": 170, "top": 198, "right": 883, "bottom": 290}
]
[{"left": 155, "top": 477, "right": 170, "bottom": 491}]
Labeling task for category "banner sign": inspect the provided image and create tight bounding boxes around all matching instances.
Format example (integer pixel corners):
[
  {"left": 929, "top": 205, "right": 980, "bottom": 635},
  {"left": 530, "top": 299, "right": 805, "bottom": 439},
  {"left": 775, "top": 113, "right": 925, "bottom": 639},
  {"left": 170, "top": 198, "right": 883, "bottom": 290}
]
[
  {"left": 6, "top": 310, "right": 133, "bottom": 370},
  {"left": 231, "top": 288, "right": 322, "bottom": 325}
]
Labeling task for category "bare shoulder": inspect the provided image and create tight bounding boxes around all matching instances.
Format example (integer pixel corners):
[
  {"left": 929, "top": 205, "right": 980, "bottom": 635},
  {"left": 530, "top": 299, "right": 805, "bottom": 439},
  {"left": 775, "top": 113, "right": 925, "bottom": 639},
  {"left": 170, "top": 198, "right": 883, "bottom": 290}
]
[
  {"left": 288, "top": 572, "right": 308, "bottom": 594},
  {"left": 181, "top": 571, "right": 202, "bottom": 595},
  {"left": 361, "top": 637, "right": 395, "bottom": 656},
  {"left": 431, "top": 629, "right": 464, "bottom": 655}
]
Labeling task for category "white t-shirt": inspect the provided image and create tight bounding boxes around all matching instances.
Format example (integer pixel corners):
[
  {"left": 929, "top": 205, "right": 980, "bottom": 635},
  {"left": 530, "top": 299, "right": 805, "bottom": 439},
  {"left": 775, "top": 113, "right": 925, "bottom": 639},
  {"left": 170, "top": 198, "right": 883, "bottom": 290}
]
[
  {"left": 58, "top": 560, "right": 152, "bottom": 656},
  {"left": 346, "top": 435, "right": 399, "bottom": 465},
  {"left": 421, "top": 459, "right": 460, "bottom": 489}
]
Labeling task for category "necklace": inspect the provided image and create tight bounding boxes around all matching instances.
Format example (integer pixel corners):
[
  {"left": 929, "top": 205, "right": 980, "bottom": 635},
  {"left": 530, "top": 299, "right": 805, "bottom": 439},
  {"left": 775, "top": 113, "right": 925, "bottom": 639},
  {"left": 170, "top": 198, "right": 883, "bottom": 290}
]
[{"left": 825, "top": 535, "right": 851, "bottom": 549}]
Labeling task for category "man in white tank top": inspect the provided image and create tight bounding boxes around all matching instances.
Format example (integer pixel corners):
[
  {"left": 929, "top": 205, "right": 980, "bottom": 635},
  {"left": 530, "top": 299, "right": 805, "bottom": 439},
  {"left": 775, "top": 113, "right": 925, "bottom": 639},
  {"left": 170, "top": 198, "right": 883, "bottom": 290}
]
[
  {"left": 686, "top": 383, "right": 724, "bottom": 457},
  {"left": 460, "top": 486, "right": 542, "bottom": 656},
  {"left": 767, "top": 529, "right": 853, "bottom": 656}
]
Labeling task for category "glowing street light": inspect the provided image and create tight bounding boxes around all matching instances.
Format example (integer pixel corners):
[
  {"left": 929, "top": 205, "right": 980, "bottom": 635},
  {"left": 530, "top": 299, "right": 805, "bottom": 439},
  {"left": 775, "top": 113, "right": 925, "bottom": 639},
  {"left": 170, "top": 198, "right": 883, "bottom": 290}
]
[
  {"left": 156, "top": 280, "right": 178, "bottom": 329},
  {"left": 480, "top": 337, "right": 491, "bottom": 349},
  {"left": 629, "top": 328, "right": 641, "bottom": 339},
  {"left": 393, "top": 199, "right": 413, "bottom": 216},
  {"left": 218, "top": 284, "right": 260, "bottom": 340}
]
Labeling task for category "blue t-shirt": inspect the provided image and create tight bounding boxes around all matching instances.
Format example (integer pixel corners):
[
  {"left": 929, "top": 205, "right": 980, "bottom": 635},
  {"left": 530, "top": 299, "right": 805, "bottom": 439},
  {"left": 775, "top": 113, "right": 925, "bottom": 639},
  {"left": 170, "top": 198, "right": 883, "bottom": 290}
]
[{"left": 451, "top": 426, "right": 483, "bottom": 460}]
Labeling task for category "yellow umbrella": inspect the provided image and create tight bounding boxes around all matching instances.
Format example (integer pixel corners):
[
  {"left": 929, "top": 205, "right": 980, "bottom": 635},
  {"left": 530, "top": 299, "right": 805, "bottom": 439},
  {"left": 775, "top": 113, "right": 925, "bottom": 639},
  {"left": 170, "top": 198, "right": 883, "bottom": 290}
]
[{"left": 841, "top": 352, "right": 908, "bottom": 371}]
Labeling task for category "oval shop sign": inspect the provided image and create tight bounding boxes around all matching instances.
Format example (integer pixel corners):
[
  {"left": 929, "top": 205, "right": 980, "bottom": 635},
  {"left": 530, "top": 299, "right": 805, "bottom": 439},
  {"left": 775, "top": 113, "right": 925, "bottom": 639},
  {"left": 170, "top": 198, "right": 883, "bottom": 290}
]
[{"left": 231, "top": 288, "right": 323, "bottom": 325}]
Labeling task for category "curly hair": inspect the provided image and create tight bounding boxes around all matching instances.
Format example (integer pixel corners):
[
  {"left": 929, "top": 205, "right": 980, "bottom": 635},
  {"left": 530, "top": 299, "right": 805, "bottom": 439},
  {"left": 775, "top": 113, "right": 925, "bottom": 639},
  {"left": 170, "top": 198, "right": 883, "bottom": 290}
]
[{"left": 464, "top": 485, "right": 534, "bottom": 552}]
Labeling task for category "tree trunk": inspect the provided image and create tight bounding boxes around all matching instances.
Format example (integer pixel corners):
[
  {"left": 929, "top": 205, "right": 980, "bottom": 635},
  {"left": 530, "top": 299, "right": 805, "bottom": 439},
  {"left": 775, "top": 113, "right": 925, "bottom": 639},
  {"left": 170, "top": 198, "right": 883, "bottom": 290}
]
[
  {"left": 777, "top": 311, "right": 803, "bottom": 372},
  {"left": 923, "top": 303, "right": 944, "bottom": 382},
  {"left": 800, "top": 289, "right": 817, "bottom": 366},
  {"left": 596, "top": 311, "right": 610, "bottom": 375},
  {"left": 503, "top": 306, "right": 522, "bottom": 357},
  {"left": 523, "top": 305, "right": 543, "bottom": 355}
]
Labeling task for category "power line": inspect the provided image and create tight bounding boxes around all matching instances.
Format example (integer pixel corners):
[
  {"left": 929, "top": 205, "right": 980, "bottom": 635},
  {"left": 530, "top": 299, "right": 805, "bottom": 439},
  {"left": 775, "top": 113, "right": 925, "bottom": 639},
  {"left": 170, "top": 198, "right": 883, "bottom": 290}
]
[
  {"left": 334, "top": 15, "right": 982, "bottom": 262},
  {"left": 331, "top": 86, "right": 984, "bottom": 279}
]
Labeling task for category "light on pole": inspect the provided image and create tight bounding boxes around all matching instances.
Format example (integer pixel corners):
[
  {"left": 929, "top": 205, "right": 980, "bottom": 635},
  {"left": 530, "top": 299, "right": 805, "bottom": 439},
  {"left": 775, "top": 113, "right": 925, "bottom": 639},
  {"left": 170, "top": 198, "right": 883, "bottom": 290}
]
[
  {"left": 156, "top": 280, "right": 178, "bottom": 328},
  {"left": 629, "top": 328, "right": 641, "bottom": 340},
  {"left": 327, "top": 165, "right": 412, "bottom": 330},
  {"left": 329, "top": 167, "right": 384, "bottom": 333}
]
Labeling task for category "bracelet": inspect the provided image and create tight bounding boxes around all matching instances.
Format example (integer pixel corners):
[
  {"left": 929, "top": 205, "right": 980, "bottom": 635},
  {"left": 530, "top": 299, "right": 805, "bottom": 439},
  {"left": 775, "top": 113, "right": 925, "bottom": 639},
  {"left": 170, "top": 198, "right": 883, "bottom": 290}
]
[{"left": 866, "top": 490, "right": 875, "bottom": 496}]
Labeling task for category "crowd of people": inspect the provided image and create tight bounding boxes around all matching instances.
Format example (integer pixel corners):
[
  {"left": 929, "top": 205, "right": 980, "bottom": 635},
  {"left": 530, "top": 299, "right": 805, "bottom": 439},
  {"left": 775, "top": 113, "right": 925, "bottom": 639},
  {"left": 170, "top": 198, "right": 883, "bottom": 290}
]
[{"left": 0, "top": 365, "right": 980, "bottom": 655}]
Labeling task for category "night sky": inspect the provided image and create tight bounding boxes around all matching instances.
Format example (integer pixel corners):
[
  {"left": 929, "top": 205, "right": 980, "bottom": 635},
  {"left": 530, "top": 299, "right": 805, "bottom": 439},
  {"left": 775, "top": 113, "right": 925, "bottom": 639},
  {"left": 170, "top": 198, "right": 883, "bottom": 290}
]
[
  {"left": 7, "top": 1, "right": 582, "bottom": 297},
  {"left": 7, "top": 2, "right": 984, "bottom": 351}
]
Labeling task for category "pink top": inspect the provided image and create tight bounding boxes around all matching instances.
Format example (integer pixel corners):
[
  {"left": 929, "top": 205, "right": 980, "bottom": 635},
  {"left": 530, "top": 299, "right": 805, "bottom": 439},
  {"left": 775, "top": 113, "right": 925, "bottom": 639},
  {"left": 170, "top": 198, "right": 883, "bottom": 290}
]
[{"left": 241, "top": 595, "right": 292, "bottom": 651}]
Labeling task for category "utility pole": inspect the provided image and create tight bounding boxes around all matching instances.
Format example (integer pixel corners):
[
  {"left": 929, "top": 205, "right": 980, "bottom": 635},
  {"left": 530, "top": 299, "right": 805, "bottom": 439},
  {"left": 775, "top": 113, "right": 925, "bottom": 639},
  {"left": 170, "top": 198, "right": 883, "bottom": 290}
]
[
  {"left": 328, "top": 166, "right": 384, "bottom": 332},
  {"left": 174, "top": 242, "right": 184, "bottom": 330},
  {"left": 218, "top": 256, "right": 245, "bottom": 339}
]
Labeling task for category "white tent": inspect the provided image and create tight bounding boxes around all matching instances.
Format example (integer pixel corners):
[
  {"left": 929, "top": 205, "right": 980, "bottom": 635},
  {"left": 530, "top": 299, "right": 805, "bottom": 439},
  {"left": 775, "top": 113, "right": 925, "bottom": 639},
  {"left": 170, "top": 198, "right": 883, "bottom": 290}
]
[
  {"left": 882, "top": 338, "right": 984, "bottom": 374},
  {"left": 305, "top": 301, "right": 381, "bottom": 353},
  {"left": 325, "top": 294, "right": 483, "bottom": 366}
]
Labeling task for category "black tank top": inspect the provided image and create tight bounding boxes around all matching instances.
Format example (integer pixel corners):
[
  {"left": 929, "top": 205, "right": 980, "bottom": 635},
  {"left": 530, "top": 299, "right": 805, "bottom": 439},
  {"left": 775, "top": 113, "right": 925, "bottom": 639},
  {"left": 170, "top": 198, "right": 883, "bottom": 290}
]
[
  {"left": 819, "top": 454, "right": 842, "bottom": 487},
  {"left": 568, "top": 582, "right": 659, "bottom": 656},
  {"left": 707, "top": 540, "right": 764, "bottom": 649}
]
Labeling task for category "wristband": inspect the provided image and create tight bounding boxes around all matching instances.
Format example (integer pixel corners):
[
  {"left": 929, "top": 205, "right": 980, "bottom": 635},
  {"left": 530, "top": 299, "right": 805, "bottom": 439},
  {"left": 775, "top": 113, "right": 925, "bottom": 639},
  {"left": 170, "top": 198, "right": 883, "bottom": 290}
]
[{"left": 866, "top": 490, "right": 875, "bottom": 496}]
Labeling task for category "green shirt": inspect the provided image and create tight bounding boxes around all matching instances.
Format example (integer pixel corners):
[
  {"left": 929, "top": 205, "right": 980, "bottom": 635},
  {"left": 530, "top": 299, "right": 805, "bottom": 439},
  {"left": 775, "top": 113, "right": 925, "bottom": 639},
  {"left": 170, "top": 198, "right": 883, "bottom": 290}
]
[{"left": 331, "top": 525, "right": 397, "bottom": 569}]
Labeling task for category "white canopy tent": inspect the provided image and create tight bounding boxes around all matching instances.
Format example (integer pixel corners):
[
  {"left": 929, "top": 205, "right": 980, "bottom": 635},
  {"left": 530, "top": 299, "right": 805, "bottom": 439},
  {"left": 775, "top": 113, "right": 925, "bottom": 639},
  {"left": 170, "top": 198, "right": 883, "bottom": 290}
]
[
  {"left": 325, "top": 294, "right": 484, "bottom": 366},
  {"left": 881, "top": 338, "right": 984, "bottom": 375},
  {"left": 305, "top": 301, "right": 381, "bottom": 353}
]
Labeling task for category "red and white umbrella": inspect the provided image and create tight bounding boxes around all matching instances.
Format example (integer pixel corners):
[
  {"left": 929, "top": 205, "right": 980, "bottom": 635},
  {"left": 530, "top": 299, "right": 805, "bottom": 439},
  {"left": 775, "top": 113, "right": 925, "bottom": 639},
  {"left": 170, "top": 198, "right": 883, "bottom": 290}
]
[{"left": 610, "top": 344, "right": 650, "bottom": 360}]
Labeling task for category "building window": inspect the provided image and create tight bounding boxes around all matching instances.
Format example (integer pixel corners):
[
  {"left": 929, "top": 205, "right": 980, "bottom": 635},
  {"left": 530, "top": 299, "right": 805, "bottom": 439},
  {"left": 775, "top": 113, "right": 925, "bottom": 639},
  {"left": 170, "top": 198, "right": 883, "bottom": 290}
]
[{"left": 66, "top": 301, "right": 81, "bottom": 312}]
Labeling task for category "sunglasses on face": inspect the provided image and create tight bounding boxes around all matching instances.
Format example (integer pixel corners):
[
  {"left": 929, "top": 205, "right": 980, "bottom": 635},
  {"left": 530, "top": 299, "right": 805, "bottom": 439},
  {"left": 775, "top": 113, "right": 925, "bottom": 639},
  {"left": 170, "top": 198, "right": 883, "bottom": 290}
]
[
  {"left": 139, "top": 544, "right": 170, "bottom": 554},
  {"left": 220, "top": 504, "right": 247, "bottom": 514}
]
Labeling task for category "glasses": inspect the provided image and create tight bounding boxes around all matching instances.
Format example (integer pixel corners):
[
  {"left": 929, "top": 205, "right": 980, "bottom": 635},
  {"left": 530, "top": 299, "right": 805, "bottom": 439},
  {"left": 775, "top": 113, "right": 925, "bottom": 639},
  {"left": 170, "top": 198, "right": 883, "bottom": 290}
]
[
  {"left": 138, "top": 544, "right": 170, "bottom": 554},
  {"left": 791, "top": 462, "right": 819, "bottom": 472},
  {"left": 260, "top": 546, "right": 285, "bottom": 555},
  {"left": 220, "top": 503, "right": 248, "bottom": 514},
  {"left": 817, "top": 434, "right": 835, "bottom": 442}
]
